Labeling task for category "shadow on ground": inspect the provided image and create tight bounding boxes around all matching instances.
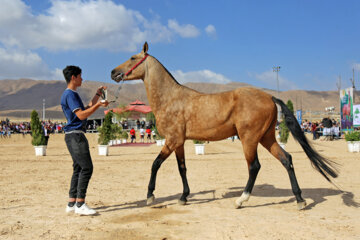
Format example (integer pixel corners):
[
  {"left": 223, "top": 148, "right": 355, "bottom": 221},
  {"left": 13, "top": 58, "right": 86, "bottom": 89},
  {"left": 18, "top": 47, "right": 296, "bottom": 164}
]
[{"left": 95, "top": 183, "right": 359, "bottom": 212}]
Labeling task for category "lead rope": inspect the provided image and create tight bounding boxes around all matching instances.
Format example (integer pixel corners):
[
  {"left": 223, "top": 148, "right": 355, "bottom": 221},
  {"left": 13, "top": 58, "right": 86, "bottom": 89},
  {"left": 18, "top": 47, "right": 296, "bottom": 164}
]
[{"left": 100, "top": 79, "right": 124, "bottom": 109}]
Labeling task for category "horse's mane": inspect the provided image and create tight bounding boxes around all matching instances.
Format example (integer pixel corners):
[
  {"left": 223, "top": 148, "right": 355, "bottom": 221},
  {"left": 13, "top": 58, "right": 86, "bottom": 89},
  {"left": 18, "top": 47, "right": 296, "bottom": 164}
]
[{"left": 151, "top": 56, "right": 181, "bottom": 86}]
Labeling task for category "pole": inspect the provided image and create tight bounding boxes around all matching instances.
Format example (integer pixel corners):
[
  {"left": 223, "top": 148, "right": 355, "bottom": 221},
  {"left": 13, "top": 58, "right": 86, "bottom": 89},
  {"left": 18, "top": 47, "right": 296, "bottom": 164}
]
[
  {"left": 43, "top": 99, "right": 45, "bottom": 121},
  {"left": 273, "top": 66, "right": 281, "bottom": 98},
  {"left": 273, "top": 66, "right": 281, "bottom": 120}
]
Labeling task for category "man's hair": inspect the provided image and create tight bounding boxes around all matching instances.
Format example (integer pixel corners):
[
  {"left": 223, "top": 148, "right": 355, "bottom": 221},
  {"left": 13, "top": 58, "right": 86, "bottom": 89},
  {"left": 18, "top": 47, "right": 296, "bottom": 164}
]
[{"left": 63, "top": 65, "right": 82, "bottom": 84}]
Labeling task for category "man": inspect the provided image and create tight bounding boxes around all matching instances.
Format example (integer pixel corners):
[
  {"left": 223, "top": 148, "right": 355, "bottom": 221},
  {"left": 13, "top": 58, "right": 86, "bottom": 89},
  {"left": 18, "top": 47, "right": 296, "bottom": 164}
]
[
  {"left": 130, "top": 127, "right": 136, "bottom": 143},
  {"left": 61, "top": 65, "right": 109, "bottom": 215}
]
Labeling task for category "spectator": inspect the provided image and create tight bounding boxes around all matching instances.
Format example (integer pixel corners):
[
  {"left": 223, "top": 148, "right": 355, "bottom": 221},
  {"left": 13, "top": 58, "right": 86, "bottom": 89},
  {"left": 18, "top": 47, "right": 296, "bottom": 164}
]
[{"left": 130, "top": 127, "right": 136, "bottom": 143}]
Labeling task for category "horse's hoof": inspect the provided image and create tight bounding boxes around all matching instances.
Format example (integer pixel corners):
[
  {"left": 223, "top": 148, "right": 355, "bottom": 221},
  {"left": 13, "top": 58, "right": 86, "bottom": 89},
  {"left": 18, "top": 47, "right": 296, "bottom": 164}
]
[
  {"left": 147, "top": 195, "right": 155, "bottom": 205},
  {"left": 234, "top": 200, "right": 242, "bottom": 209},
  {"left": 297, "top": 200, "right": 306, "bottom": 210},
  {"left": 178, "top": 199, "right": 187, "bottom": 205}
]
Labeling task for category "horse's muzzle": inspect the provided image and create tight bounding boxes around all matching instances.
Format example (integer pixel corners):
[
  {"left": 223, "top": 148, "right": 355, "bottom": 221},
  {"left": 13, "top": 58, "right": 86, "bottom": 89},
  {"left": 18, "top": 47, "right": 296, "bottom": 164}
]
[{"left": 111, "top": 70, "right": 124, "bottom": 83}]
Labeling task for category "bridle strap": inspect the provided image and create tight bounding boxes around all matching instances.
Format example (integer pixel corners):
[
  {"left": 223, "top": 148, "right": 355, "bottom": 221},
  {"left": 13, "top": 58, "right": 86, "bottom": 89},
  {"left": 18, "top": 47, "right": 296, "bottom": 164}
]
[{"left": 125, "top": 54, "right": 149, "bottom": 76}]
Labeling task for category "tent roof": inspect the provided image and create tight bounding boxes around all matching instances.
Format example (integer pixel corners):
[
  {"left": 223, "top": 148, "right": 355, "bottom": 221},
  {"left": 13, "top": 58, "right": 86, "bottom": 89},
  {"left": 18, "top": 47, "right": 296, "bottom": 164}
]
[
  {"left": 130, "top": 100, "right": 146, "bottom": 105},
  {"left": 104, "top": 100, "right": 152, "bottom": 115}
]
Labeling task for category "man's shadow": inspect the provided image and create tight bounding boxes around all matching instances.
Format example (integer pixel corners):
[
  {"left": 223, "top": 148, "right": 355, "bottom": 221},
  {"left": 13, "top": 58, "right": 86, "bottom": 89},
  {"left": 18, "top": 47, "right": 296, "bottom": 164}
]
[{"left": 95, "top": 184, "right": 359, "bottom": 212}]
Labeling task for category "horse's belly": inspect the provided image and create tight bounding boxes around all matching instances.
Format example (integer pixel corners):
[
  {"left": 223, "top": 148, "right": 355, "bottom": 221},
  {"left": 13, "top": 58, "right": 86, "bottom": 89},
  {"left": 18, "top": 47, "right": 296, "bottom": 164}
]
[{"left": 186, "top": 121, "right": 236, "bottom": 141}]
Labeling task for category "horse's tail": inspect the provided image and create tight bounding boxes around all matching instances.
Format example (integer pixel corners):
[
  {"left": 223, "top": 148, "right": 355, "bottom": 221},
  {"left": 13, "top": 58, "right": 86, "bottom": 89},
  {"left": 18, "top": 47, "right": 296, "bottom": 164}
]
[{"left": 272, "top": 96, "right": 338, "bottom": 182}]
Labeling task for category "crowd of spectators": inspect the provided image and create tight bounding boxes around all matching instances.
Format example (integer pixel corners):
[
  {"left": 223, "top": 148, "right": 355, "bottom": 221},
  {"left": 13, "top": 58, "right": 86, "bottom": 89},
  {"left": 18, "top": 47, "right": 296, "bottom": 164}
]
[
  {"left": 0, "top": 119, "right": 68, "bottom": 137},
  {"left": 299, "top": 118, "right": 341, "bottom": 140},
  {"left": 0, "top": 118, "right": 155, "bottom": 138}
]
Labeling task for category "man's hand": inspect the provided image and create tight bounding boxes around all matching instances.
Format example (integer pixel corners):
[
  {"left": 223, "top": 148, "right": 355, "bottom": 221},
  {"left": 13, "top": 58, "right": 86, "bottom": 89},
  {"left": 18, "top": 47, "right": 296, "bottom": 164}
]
[
  {"left": 99, "top": 100, "right": 109, "bottom": 108},
  {"left": 96, "top": 86, "right": 107, "bottom": 98}
]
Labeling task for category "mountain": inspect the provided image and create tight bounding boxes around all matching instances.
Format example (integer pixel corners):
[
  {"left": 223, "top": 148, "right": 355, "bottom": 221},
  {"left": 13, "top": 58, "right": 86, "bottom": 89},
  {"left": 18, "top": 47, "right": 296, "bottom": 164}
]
[{"left": 0, "top": 78, "right": 354, "bottom": 120}]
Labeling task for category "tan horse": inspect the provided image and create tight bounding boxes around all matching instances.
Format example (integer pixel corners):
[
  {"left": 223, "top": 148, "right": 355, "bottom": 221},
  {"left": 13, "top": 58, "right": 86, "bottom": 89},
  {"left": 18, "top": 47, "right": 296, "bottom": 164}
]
[{"left": 111, "top": 42, "right": 338, "bottom": 210}]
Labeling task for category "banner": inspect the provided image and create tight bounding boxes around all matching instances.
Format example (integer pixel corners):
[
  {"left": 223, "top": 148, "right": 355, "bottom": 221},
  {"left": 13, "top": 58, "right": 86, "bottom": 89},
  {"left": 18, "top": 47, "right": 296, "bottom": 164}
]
[
  {"left": 353, "top": 104, "right": 360, "bottom": 127},
  {"left": 340, "top": 87, "right": 353, "bottom": 130},
  {"left": 296, "top": 110, "right": 302, "bottom": 126}
]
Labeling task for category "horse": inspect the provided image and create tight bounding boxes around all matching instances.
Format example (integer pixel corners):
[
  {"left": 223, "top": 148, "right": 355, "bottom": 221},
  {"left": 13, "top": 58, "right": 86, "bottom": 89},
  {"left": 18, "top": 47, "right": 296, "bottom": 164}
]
[{"left": 111, "top": 42, "right": 338, "bottom": 210}]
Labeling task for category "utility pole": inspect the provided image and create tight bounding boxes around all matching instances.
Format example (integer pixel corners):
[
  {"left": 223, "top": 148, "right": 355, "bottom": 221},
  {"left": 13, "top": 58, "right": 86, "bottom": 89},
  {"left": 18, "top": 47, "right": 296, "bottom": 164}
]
[
  {"left": 273, "top": 66, "right": 281, "bottom": 121},
  {"left": 350, "top": 68, "right": 356, "bottom": 103},
  {"left": 336, "top": 75, "right": 341, "bottom": 92},
  {"left": 42, "top": 99, "right": 45, "bottom": 121},
  {"left": 273, "top": 66, "right": 281, "bottom": 98}
]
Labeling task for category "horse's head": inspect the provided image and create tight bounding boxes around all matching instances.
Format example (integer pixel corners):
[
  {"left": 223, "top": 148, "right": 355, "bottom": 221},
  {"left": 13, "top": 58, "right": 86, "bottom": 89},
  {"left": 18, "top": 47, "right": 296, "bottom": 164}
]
[{"left": 111, "top": 42, "right": 149, "bottom": 82}]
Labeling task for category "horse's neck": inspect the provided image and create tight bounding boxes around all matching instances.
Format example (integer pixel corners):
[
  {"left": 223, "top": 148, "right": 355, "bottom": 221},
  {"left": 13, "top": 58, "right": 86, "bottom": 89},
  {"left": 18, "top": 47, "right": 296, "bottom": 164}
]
[{"left": 143, "top": 57, "right": 194, "bottom": 113}]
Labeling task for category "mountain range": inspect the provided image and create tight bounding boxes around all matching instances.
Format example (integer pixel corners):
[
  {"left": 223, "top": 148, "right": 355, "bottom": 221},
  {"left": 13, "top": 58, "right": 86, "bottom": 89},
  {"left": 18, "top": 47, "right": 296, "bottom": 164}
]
[{"left": 0, "top": 78, "right": 353, "bottom": 121}]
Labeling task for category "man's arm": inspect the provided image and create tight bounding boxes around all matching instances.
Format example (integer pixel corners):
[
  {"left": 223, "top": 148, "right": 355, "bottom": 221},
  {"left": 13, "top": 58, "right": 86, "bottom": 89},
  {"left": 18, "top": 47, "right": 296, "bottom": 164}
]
[{"left": 75, "top": 101, "right": 108, "bottom": 120}]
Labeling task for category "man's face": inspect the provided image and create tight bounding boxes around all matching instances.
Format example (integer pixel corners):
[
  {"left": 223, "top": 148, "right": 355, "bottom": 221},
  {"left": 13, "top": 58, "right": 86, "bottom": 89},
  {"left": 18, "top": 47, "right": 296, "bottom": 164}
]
[{"left": 72, "top": 73, "right": 83, "bottom": 87}]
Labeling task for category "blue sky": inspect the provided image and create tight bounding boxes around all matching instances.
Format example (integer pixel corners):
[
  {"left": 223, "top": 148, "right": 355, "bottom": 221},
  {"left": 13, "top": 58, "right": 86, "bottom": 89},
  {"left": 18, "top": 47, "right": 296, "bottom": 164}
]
[{"left": 1, "top": 0, "right": 360, "bottom": 91}]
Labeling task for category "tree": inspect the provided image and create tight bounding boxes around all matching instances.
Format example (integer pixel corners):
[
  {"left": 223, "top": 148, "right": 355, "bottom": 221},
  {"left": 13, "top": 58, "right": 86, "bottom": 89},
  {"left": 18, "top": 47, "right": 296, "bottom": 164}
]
[
  {"left": 279, "top": 100, "right": 294, "bottom": 144},
  {"left": 30, "top": 110, "right": 47, "bottom": 146},
  {"left": 113, "top": 103, "right": 132, "bottom": 121},
  {"left": 286, "top": 100, "right": 294, "bottom": 114},
  {"left": 97, "top": 111, "right": 116, "bottom": 145}
]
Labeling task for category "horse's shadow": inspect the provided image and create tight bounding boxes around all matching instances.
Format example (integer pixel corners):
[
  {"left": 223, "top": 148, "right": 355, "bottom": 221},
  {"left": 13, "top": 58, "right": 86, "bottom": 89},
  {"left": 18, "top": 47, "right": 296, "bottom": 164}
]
[
  {"left": 95, "top": 190, "right": 216, "bottom": 212},
  {"left": 224, "top": 184, "right": 359, "bottom": 210},
  {"left": 95, "top": 184, "right": 359, "bottom": 212}
]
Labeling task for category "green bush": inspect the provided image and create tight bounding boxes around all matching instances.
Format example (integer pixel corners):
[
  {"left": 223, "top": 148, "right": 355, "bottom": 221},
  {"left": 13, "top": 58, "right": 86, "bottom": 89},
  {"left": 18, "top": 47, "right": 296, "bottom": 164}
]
[
  {"left": 345, "top": 131, "right": 360, "bottom": 141},
  {"left": 112, "top": 123, "right": 123, "bottom": 139},
  {"left": 97, "top": 111, "right": 116, "bottom": 145},
  {"left": 193, "top": 140, "right": 205, "bottom": 144},
  {"left": 30, "top": 110, "right": 47, "bottom": 146},
  {"left": 278, "top": 100, "right": 293, "bottom": 144},
  {"left": 279, "top": 120, "right": 289, "bottom": 144},
  {"left": 121, "top": 131, "right": 128, "bottom": 139}
]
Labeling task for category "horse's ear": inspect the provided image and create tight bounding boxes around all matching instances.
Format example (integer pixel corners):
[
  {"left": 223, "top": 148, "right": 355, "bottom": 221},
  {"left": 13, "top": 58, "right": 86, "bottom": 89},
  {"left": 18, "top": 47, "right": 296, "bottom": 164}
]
[{"left": 143, "top": 42, "right": 148, "bottom": 54}]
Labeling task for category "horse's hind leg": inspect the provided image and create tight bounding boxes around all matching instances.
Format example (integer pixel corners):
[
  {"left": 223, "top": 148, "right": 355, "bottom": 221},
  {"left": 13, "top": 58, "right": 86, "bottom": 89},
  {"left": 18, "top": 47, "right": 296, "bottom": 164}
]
[
  {"left": 235, "top": 141, "right": 261, "bottom": 208},
  {"left": 260, "top": 133, "right": 306, "bottom": 210},
  {"left": 175, "top": 145, "right": 190, "bottom": 205}
]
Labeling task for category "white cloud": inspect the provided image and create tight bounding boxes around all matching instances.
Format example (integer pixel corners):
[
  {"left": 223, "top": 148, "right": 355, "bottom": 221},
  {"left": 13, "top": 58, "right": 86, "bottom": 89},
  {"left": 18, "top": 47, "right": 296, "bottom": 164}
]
[
  {"left": 205, "top": 24, "right": 216, "bottom": 38},
  {"left": 352, "top": 62, "right": 360, "bottom": 71},
  {"left": 168, "top": 19, "right": 200, "bottom": 38},
  {"left": 0, "top": 47, "right": 51, "bottom": 79},
  {"left": 51, "top": 68, "right": 64, "bottom": 80},
  {"left": 249, "top": 69, "right": 298, "bottom": 91},
  {"left": 172, "top": 69, "right": 231, "bottom": 84},
  {"left": 0, "top": 0, "right": 200, "bottom": 51}
]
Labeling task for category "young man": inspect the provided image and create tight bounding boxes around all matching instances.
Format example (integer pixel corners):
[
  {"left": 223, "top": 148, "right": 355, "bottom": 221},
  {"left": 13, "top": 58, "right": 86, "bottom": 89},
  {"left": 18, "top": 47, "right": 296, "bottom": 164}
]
[{"left": 61, "top": 65, "right": 109, "bottom": 215}]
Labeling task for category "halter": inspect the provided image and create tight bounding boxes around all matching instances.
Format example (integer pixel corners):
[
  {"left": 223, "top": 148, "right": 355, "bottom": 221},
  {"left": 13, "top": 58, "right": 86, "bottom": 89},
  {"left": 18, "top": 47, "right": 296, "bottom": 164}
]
[
  {"left": 115, "top": 54, "right": 149, "bottom": 82},
  {"left": 106, "top": 54, "right": 149, "bottom": 104}
]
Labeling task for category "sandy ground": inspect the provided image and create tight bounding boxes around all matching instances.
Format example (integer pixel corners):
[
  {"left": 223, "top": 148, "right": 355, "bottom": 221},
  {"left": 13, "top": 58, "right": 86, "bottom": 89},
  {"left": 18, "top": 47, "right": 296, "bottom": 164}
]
[{"left": 0, "top": 133, "right": 359, "bottom": 240}]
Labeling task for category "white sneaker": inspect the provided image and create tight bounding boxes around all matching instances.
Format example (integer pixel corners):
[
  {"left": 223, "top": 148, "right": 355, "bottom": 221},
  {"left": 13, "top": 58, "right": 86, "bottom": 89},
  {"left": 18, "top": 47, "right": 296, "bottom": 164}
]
[
  {"left": 75, "top": 203, "right": 96, "bottom": 215},
  {"left": 66, "top": 205, "right": 75, "bottom": 213}
]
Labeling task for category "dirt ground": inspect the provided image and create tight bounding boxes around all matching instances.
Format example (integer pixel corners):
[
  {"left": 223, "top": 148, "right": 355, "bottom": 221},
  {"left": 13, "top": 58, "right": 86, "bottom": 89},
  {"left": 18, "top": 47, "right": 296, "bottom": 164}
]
[{"left": 0, "top": 133, "right": 359, "bottom": 240}]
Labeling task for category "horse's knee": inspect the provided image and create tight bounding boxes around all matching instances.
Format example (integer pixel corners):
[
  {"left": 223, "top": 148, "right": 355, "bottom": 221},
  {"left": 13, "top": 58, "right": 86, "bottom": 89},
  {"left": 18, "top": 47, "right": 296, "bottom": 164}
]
[{"left": 280, "top": 152, "right": 294, "bottom": 171}]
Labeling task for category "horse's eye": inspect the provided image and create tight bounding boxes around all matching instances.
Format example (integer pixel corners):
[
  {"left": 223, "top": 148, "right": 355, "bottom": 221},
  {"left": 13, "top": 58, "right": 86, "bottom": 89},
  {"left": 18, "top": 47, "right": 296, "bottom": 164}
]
[{"left": 131, "top": 57, "right": 136, "bottom": 61}]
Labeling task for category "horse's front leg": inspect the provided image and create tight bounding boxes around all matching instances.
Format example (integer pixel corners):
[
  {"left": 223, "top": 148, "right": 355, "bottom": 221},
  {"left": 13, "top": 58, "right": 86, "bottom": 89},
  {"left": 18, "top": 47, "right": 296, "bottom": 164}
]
[
  {"left": 146, "top": 143, "right": 173, "bottom": 205},
  {"left": 175, "top": 144, "right": 190, "bottom": 205}
]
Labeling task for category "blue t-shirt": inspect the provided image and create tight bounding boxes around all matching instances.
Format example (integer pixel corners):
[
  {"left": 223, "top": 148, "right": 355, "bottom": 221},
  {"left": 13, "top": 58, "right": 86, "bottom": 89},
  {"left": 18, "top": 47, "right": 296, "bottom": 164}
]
[{"left": 60, "top": 89, "right": 87, "bottom": 132}]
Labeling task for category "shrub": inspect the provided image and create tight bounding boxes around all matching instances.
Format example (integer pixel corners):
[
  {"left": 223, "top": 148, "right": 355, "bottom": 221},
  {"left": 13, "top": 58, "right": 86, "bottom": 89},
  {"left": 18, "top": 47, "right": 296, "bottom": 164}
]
[
  {"left": 30, "top": 110, "right": 47, "bottom": 146},
  {"left": 193, "top": 140, "right": 205, "bottom": 144},
  {"left": 345, "top": 131, "right": 360, "bottom": 141},
  {"left": 97, "top": 111, "right": 116, "bottom": 145},
  {"left": 278, "top": 100, "right": 293, "bottom": 144},
  {"left": 279, "top": 120, "right": 289, "bottom": 144},
  {"left": 121, "top": 131, "right": 128, "bottom": 139}
]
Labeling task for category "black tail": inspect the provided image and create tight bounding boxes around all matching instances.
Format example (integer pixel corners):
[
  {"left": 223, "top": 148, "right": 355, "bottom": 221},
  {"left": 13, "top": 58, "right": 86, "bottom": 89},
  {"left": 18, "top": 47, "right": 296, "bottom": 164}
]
[{"left": 272, "top": 97, "right": 338, "bottom": 182}]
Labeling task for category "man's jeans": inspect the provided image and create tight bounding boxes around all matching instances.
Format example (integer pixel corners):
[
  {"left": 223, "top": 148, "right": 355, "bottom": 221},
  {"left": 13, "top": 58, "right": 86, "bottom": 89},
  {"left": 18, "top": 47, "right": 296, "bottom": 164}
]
[{"left": 65, "top": 133, "right": 93, "bottom": 199}]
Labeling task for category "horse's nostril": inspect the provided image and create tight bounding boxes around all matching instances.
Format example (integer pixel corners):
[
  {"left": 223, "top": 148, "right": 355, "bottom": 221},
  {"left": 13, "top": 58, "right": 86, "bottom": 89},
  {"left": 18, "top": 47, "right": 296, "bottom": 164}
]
[{"left": 111, "top": 69, "right": 116, "bottom": 75}]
